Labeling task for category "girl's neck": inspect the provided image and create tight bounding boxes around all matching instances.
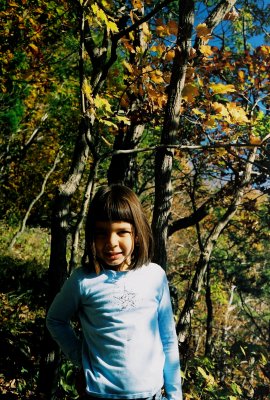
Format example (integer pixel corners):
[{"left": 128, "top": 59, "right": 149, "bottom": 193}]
[{"left": 100, "top": 261, "right": 130, "bottom": 272}]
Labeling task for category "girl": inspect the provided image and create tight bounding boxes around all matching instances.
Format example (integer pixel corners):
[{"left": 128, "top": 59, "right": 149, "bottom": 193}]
[{"left": 46, "top": 184, "right": 183, "bottom": 400}]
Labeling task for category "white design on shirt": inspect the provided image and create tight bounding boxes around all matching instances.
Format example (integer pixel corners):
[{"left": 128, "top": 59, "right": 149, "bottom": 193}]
[{"left": 113, "top": 287, "right": 138, "bottom": 310}]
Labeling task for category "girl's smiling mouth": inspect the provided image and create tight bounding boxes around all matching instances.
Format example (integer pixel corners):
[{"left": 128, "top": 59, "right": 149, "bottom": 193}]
[{"left": 105, "top": 252, "right": 122, "bottom": 259}]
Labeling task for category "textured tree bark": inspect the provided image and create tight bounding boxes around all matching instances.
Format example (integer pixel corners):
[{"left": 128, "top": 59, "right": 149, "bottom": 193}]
[
  {"left": 152, "top": 0, "right": 238, "bottom": 271},
  {"left": 152, "top": 0, "right": 195, "bottom": 270},
  {"left": 38, "top": 123, "right": 90, "bottom": 397},
  {"left": 205, "top": 263, "right": 214, "bottom": 357},
  {"left": 108, "top": 123, "right": 144, "bottom": 188}
]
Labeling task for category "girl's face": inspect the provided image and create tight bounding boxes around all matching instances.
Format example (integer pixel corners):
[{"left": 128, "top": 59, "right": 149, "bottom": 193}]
[{"left": 94, "top": 220, "right": 135, "bottom": 270}]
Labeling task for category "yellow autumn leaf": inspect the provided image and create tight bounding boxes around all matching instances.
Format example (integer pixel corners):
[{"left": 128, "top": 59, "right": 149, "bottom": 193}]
[
  {"left": 205, "top": 116, "right": 217, "bottom": 128},
  {"left": 123, "top": 60, "right": 134, "bottom": 74},
  {"left": 132, "top": 0, "right": 143, "bottom": 9},
  {"left": 165, "top": 49, "right": 175, "bottom": 61},
  {"left": 216, "top": 148, "right": 227, "bottom": 157},
  {"left": 197, "top": 367, "right": 208, "bottom": 379},
  {"left": 91, "top": 3, "right": 118, "bottom": 33},
  {"left": 151, "top": 44, "right": 165, "bottom": 56},
  {"left": 115, "top": 115, "right": 130, "bottom": 125},
  {"left": 156, "top": 25, "right": 166, "bottom": 36},
  {"left": 260, "top": 45, "right": 270, "bottom": 55},
  {"left": 212, "top": 102, "right": 229, "bottom": 117},
  {"left": 182, "top": 83, "right": 199, "bottom": 102},
  {"left": 227, "top": 102, "right": 249, "bottom": 124},
  {"left": 249, "top": 135, "right": 262, "bottom": 145},
  {"left": 128, "top": 31, "right": 135, "bottom": 41},
  {"left": 97, "top": 5, "right": 107, "bottom": 21},
  {"left": 209, "top": 83, "right": 236, "bottom": 94},
  {"left": 91, "top": 3, "right": 100, "bottom": 18},
  {"left": 29, "top": 43, "right": 39, "bottom": 54},
  {"left": 143, "top": 65, "right": 153, "bottom": 73},
  {"left": 196, "top": 23, "right": 212, "bottom": 38},
  {"left": 94, "top": 95, "right": 112, "bottom": 113},
  {"left": 8, "top": 1, "right": 19, "bottom": 6},
  {"left": 100, "top": 120, "right": 117, "bottom": 129},
  {"left": 150, "top": 70, "right": 164, "bottom": 84},
  {"left": 238, "top": 70, "right": 245, "bottom": 82},
  {"left": 107, "top": 20, "right": 119, "bottom": 33},
  {"left": 260, "top": 353, "right": 267, "bottom": 365},
  {"left": 142, "top": 22, "right": 151, "bottom": 37},
  {"left": 192, "top": 108, "right": 205, "bottom": 116},
  {"left": 82, "top": 78, "right": 93, "bottom": 102},
  {"left": 199, "top": 44, "right": 213, "bottom": 56}
]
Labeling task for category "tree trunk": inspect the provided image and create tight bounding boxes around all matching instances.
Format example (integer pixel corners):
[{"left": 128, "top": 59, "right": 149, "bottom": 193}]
[
  {"left": 108, "top": 6, "right": 147, "bottom": 189},
  {"left": 205, "top": 263, "right": 214, "bottom": 357},
  {"left": 152, "top": 0, "right": 238, "bottom": 270},
  {"left": 37, "top": 123, "right": 90, "bottom": 397},
  {"left": 108, "top": 122, "right": 144, "bottom": 188},
  {"left": 152, "top": 0, "right": 195, "bottom": 270}
]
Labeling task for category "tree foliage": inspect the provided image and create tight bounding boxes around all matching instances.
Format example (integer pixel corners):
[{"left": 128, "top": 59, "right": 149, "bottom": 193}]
[{"left": 1, "top": 0, "right": 270, "bottom": 399}]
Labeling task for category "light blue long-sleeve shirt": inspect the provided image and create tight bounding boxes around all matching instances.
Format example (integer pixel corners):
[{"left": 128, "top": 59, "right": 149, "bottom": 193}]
[{"left": 46, "top": 263, "right": 182, "bottom": 400}]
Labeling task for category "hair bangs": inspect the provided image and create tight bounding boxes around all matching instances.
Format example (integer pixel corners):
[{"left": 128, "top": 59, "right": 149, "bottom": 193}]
[{"left": 94, "top": 196, "right": 134, "bottom": 224}]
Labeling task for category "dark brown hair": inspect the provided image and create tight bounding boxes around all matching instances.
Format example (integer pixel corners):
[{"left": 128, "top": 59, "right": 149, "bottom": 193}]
[{"left": 83, "top": 184, "right": 153, "bottom": 273}]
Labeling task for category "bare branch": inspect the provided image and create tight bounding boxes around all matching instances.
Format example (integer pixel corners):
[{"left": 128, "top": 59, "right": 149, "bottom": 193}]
[
  {"left": 9, "top": 150, "right": 62, "bottom": 249},
  {"left": 177, "top": 146, "right": 258, "bottom": 344},
  {"left": 106, "top": 142, "right": 263, "bottom": 158}
]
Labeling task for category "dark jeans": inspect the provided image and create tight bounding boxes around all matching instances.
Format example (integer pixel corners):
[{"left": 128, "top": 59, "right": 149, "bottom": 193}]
[{"left": 83, "top": 389, "right": 164, "bottom": 400}]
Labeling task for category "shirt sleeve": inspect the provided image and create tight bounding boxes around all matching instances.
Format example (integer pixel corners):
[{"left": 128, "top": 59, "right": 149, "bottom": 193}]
[
  {"left": 46, "top": 269, "right": 83, "bottom": 367},
  {"left": 158, "top": 273, "right": 183, "bottom": 400}
]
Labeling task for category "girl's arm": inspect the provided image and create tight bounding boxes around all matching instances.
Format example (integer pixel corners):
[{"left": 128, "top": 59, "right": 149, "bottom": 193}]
[
  {"left": 46, "top": 269, "right": 83, "bottom": 367},
  {"left": 158, "top": 274, "right": 183, "bottom": 400}
]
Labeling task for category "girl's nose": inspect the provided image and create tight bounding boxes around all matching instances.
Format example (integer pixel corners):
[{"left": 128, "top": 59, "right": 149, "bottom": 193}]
[{"left": 106, "top": 233, "right": 118, "bottom": 247}]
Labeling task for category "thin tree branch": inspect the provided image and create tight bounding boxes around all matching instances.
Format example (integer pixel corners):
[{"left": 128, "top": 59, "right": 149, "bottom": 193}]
[
  {"left": 105, "top": 142, "right": 264, "bottom": 157},
  {"left": 69, "top": 159, "right": 99, "bottom": 273},
  {"left": 177, "top": 146, "right": 258, "bottom": 344},
  {"left": 9, "top": 150, "right": 62, "bottom": 249},
  {"left": 239, "top": 291, "right": 267, "bottom": 340}
]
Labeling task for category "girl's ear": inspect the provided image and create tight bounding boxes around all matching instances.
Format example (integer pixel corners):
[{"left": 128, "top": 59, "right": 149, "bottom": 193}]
[{"left": 135, "top": 236, "right": 139, "bottom": 245}]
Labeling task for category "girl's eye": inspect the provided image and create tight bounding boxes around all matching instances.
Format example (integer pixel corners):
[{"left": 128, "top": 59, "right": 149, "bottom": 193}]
[{"left": 119, "top": 230, "right": 131, "bottom": 235}]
